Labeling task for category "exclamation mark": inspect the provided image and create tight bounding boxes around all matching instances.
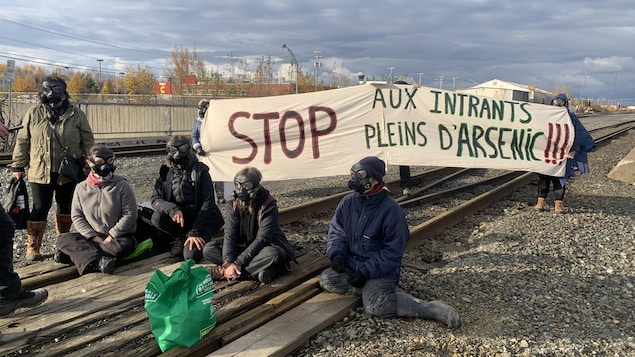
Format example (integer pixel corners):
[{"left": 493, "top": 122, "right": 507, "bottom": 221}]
[
  {"left": 544, "top": 123, "right": 554, "bottom": 164},
  {"left": 555, "top": 123, "right": 570, "bottom": 165},
  {"left": 544, "top": 123, "right": 568, "bottom": 165},
  {"left": 551, "top": 123, "right": 562, "bottom": 164}
]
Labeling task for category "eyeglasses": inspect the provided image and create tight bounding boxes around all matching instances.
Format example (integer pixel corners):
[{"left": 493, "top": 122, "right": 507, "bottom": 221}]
[
  {"left": 350, "top": 164, "right": 369, "bottom": 179},
  {"left": 167, "top": 143, "right": 191, "bottom": 153},
  {"left": 234, "top": 181, "right": 254, "bottom": 190},
  {"left": 42, "top": 80, "right": 65, "bottom": 93},
  {"left": 90, "top": 152, "right": 115, "bottom": 165},
  {"left": 91, "top": 156, "right": 115, "bottom": 165},
  {"left": 552, "top": 98, "right": 566, "bottom": 107}
]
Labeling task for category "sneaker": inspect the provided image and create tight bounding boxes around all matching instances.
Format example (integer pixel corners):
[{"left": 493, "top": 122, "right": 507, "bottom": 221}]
[
  {"left": 170, "top": 238, "right": 184, "bottom": 258},
  {"left": 0, "top": 288, "right": 49, "bottom": 317},
  {"left": 54, "top": 249, "right": 73, "bottom": 265},
  {"left": 98, "top": 256, "right": 117, "bottom": 274},
  {"left": 402, "top": 187, "right": 412, "bottom": 196},
  {"left": 257, "top": 269, "right": 279, "bottom": 284},
  {"left": 207, "top": 265, "right": 226, "bottom": 280}
]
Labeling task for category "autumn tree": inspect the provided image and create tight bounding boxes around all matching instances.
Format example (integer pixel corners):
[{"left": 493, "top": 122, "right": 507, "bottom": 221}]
[
  {"left": 254, "top": 56, "right": 275, "bottom": 84},
  {"left": 65, "top": 72, "right": 87, "bottom": 95},
  {"left": 164, "top": 45, "right": 204, "bottom": 94},
  {"left": 123, "top": 65, "right": 157, "bottom": 99},
  {"left": 11, "top": 75, "right": 38, "bottom": 92}
]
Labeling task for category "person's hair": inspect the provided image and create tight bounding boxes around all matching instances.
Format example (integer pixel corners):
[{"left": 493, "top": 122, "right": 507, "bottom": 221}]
[
  {"left": 234, "top": 166, "right": 264, "bottom": 214},
  {"left": 234, "top": 166, "right": 263, "bottom": 185},
  {"left": 88, "top": 144, "right": 114, "bottom": 157},
  {"left": 39, "top": 75, "right": 70, "bottom": 105}
]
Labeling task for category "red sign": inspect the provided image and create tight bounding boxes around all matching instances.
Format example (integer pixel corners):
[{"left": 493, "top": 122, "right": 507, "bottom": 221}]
[
  {"left": 183, "top": 74, "right": 196, "bottom": 85},
  {"left": 156, "top": 82, "right": 171, "bottom": 94}
]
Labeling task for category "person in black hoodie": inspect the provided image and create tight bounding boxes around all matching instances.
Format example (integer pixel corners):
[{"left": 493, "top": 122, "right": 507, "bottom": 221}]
[
  {"left": 150, "top": 135, "right": 224, "bottom": 261},
  {"left": 203, "top": 167, "right": 297, "bottom": 284}
]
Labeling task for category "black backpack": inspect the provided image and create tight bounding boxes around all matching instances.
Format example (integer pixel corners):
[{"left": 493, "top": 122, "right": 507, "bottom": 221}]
[{"left": 1, "top": 178, "right": 29, "bottom": 229}]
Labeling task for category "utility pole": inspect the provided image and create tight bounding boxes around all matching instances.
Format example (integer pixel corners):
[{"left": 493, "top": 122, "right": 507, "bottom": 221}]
[
  {"left": 438, "top": 75, "right": 444, "bottom": 89},
  {"left": 96, "top": 59, "right": 104, "bottom": 93},
  {"left": 417, "top": 72, "right": 424, "bottom": 85},
  {"left": 452, "top": 76, "right": 457, "bottom": 90},
  {"left": 387, "top": 67, "right": 395, "bottom": 83},
  {"left": 313, "top": 50, "right": 322, "bottom": 91}
]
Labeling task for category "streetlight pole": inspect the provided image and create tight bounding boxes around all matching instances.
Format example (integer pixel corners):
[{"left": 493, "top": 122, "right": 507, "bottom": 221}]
[
  {"left": 97, "top": 59, "right": 103, "bottom": 89},
  {"left": 281, "top": 44, "right": 299, "bottom": 94},
  {"left": 387, "top": 67, "right": 395, "bottom": 83},
  {"left": 417, "top": 72, "right": 424, "bottom": 86},
  {"left": 313, "top": 50, "right": 322, "bottom": 91}
]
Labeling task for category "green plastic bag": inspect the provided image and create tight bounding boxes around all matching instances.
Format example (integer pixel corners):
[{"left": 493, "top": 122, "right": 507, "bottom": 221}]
[{"left": 144, "top": 259, "right": 216, "bottom": 352}]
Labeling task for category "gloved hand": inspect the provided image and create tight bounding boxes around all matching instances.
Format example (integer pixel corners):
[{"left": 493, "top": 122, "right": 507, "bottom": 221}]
[
  {"left": 349, "top": 271, "right": 367, "bottom": 288},
  {"left": 331, "top": 256, "right": 346, "bottom": 273},
  {"left": 195, "top": 147, "right": 206, "bottom": 156}
]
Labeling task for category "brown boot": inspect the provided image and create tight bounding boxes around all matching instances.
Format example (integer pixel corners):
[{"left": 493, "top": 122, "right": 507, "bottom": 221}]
[
  {"left": 554, "top": 200, "right": 565, "bottom": 214},
  {"left": 54, "top": 214, "right": 73, "bottom": 235},
  {"left": 534, "top": 197, "right": 546, "bottom": 211},
  {"left": 26, "top": 221, "right": 47, "bottom": 262}
]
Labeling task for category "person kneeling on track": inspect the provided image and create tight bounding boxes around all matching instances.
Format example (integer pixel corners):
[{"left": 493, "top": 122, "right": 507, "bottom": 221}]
[
  {"left": 319, "top": 156, "right": 462, "bottom": 328},
  {"left": 55, "top": 145, "right": 137, "bottom": 275}
]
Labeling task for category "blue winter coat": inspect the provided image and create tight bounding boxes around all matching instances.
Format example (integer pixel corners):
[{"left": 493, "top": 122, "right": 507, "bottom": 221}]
[
  {"left": 326, "top": 187, "right": 410, "bottom": 281},
  {"left": 552, "top": 94, "right": 596, "bottom": 179}
]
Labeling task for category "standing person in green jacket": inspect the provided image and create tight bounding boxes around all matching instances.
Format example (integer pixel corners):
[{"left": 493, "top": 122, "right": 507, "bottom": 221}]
[{"left": 11, "top": 76, "right": 94, "bottom": 262}]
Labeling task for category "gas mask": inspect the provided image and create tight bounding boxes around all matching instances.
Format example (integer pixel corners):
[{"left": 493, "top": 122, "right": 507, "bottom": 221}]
[
  {"left": 89, "top": 150, "right": 116, "bottom": 177},
  {"left": 41, "top": 79, "right": 68, "bottom": 106},
  {"left": 197, "top": 99, "right": 209, "bottom": 118},
  {"left": 233, "top": 174, "right": 257, "bottom": 203},
  {"left": 166, "top": 139, "right": 195, "bottom": 169},
  {"left": 348, "top": 163, "right": 375, "bottom": 194}
]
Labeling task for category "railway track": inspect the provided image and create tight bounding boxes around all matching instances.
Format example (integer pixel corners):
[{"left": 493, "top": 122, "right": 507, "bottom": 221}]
[
  {"left": 0, "top": 140, "right": 167, "bottom": 167},
  {"left": 1, "top": 120, "right": 632, "bottom": 356}
]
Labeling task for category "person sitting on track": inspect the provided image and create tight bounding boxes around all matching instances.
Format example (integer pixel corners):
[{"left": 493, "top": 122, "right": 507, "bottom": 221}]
[
  {"left": 150, "top": 135, "right": 224, "bottom": 261},
  {"left": 202, "top": 166, "right": 297, "bottom": 284},
  {"left": 318, "top": 156, "right": 462, "bottom": 328},
  {"left": 55, "top": 145, "right": 137, "bottom": 275}
]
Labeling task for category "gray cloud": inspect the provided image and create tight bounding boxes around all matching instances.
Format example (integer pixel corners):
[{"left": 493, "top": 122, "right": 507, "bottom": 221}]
[{"left": 1, "top": 0, "right": 634, "bottom": 105}]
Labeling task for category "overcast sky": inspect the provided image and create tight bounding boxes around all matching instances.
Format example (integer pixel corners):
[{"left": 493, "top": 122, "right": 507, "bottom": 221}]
[{"left": 1, "top": 0, "right": 634, "bottom": 105}]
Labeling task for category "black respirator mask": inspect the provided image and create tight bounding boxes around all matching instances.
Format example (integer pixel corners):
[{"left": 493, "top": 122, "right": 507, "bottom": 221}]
[
  {"left": 166, "top": 140, "right": 195, "bottom": 169},
  {"left": 348, "top": 163, "right": 375, "bottom": 194},
  {"left": 198, "top": 100, "right": 209, "bottom": 118},
  {"left": 41, "top": 80, "right": 68, "bottom": 106},
  {"left": 89, "top": 150, "right": 116, "bottom": 177},
  {"left": 233, "top": 175, "right": 257, "bottom": 203}
]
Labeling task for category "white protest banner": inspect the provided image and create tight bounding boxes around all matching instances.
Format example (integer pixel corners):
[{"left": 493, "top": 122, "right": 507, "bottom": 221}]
[{"left": 200, "top": 84, "right": 573, "bottom": 181}]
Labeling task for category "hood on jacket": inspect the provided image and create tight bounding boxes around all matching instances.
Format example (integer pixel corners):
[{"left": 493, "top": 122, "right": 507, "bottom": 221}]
[{"left": 551, "top": 93, "right": 570, "bottom": 109}]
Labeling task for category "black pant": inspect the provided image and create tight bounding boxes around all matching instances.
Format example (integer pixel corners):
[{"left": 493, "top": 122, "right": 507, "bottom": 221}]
[
  {"left": 0, "top": 205, "right": 21, "bottom": 298},
  {"left": 537, "top": 174, "right": 566, "bottom": 200},
  {"left": 29, "top": 173, "right": 76, "bottom": 221},
  {"left": 203, "top": 240, "right": 287, "bottom": 278},
  {"left": 399, "top": 165, "right": 412, "bottom": 189},
  {"left": 57, "top": 232, "right": 135, "bottom": 275},
  {"left": 151, "top": 210, "right": 206, "bottom": 262}
]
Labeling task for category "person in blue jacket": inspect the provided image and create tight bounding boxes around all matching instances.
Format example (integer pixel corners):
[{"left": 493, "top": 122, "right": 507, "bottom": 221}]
[
  {"left": 191, "top": 99, "right": 225, "bottom": 203},
  {"left": 319, "top": 156, "right": 461, "bottom": 328},
  {"left": 534, "top": 94, "right": 596, "bottom": 213}
]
